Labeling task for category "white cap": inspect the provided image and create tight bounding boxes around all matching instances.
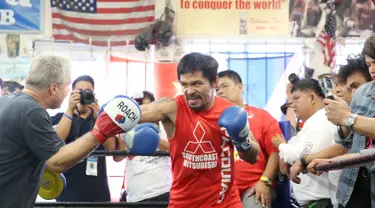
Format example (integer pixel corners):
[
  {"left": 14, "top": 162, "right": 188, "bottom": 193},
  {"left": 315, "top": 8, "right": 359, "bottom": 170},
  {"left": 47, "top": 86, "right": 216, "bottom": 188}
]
[{"left": 131, "top": 91, "right": 143, "bottom": 100}]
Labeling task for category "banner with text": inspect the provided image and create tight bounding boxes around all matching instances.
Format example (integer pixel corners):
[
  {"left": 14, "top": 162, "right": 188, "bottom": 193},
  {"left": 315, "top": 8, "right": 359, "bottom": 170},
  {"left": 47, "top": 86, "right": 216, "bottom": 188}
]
[
  {"left": 176, "top": 0, "right": 289, "bottom": 37},
  {"left": 0, "top": 0, "right": 42, "bottom": 32}
]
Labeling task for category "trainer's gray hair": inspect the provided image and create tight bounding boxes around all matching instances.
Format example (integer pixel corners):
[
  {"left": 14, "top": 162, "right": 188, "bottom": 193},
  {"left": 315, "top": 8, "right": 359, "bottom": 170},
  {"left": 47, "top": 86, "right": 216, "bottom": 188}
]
[{"left": 26, "top": 52, "right": 71, "bottom": 89}]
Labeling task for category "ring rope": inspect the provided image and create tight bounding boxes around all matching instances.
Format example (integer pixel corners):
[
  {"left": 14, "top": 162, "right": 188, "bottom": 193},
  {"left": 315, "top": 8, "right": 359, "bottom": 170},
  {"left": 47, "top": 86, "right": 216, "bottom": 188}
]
[
  {"left": 34, "top": 202, "right": 168, "bottom": 207},
  {"left": 316, "top": 152, "right": 375, "bottom": 171},
  {"left": 90, "top": 150, "right": 170, "bottom": 157}
]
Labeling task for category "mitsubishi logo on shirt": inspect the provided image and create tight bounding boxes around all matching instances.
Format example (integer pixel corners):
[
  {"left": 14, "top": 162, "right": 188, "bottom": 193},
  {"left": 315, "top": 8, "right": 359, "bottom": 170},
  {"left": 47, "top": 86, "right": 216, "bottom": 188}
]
[{"left": 184, "top": 121, "right": 216, "bottom": 154}]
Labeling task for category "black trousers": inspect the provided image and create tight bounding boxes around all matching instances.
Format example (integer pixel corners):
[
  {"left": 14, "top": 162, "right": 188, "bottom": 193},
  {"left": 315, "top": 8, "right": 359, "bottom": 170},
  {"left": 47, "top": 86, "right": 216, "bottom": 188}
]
[
  {"left": 339, "top": 167, "right": 371, "bottom": 208},
  {"left": 120, "top": 191, "right": 170, "bottom": 203},
  {"left": 139, "top": 192, "right": 170, "bottom": 203}
]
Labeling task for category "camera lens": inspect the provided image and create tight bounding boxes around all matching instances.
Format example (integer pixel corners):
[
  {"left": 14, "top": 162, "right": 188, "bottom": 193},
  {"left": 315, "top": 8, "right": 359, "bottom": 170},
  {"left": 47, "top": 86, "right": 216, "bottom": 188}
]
[{"left": 80, "top": 90, "right": 95, "bottom": 105}]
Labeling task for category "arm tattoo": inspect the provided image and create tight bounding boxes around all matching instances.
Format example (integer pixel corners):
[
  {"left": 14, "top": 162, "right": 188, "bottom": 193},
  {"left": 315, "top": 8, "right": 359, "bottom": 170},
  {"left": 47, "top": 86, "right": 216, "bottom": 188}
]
[{"left": 152, "top": 97, "right": 174, "bottom": 104}]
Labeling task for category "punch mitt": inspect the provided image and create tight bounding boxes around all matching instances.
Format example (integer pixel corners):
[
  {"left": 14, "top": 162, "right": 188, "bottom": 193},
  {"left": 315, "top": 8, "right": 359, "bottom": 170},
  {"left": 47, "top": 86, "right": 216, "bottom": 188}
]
[
  {"left": 38, "top": 168, "right": 67, "bottom": 200},
  {"left": 92, "top": 95, "right": 141, "bottom": 143}
]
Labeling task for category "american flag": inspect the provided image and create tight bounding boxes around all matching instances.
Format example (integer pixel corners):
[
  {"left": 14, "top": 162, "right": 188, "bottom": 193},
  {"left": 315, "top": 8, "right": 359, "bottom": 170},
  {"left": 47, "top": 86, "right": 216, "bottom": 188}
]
[
  {"left": 317, "top": 14, "right": 337, "bottom": 69},
  {"left": 51, "top": 0, "right": 155, "bottom": 47}
]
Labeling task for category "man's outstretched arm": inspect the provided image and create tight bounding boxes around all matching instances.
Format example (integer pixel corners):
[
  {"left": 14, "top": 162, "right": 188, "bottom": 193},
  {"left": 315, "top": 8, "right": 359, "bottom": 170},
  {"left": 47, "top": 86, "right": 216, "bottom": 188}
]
[{"left": 140, "top": 97, "right": 177, "bottom": 123}]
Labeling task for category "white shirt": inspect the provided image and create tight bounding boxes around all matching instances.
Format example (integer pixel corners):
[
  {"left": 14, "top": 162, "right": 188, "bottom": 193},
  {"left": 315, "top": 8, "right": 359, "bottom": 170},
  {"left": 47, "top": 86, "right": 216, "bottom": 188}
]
[
  {"left": 279, "top": 109, "right": 340, "bottom": 206},
  {"left": 125, "top": 123, "right": 172, "bottom": 202}
]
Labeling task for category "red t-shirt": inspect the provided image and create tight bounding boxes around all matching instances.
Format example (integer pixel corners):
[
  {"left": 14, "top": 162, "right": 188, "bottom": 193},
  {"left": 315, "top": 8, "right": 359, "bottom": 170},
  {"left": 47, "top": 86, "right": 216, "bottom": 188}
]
[
  {"left": 168, "top": 95, "right": 242, "bottom": 208},
  {"left": 235, "top": 105, "right": 281, "bottom": 196},
  {"left": 298, "top": 120, "right": 305, "bottom": 129}
]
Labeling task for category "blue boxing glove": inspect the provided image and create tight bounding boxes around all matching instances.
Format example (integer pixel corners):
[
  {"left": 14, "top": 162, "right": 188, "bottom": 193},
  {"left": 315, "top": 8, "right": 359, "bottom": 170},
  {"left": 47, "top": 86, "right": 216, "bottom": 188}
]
[
  {"left": 218, "top": 106, "right": 252, "bottom": 152},
  {"left": 121, "top": 123, "right": 160, "bottom": 155}
]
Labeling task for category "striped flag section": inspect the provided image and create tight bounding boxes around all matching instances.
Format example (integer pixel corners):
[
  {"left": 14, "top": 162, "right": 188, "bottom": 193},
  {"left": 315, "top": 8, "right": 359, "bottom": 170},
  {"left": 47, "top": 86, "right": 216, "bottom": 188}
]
[
  {"left": 51, "top": 0, "right": 155, "bottom": 47},
  {"left": 317, "top": 14, "right": 336, "bottom": 69}
]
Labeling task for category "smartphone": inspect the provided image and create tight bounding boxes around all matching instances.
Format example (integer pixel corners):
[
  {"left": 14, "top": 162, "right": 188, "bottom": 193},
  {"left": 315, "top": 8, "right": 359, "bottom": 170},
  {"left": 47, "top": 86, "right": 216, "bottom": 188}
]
[{"left": 319, "top": 77, "right": 334, "bottom": 100}]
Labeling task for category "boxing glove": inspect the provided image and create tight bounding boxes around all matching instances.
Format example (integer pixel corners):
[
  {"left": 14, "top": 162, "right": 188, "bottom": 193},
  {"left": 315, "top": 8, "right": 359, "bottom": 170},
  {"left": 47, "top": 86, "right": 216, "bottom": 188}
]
[
  {"left": 218, "top": 106, "right": 252, "bottom": 152},
  {"left": 154, "top": 20, "right": 174, "bottom": 46},
  {"left": 92, "top": 95, "right": 141, "bottom": 144},
  {"left": 121, "top": 123, "right": 160, "bottom": 155},
  {"left": 134, "top": 24, "right": 155, "bottom": 51}
]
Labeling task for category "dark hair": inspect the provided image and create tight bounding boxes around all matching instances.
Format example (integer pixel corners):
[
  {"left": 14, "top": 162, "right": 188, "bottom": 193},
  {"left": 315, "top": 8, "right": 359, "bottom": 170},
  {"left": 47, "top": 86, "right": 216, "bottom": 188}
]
[
  {"left": 143, "top": 90, "right": 155, "bottom": 102},
  {"left": 338, "top": 54, "right": 371, "bottom": 82},
  {"left": 177, "top": 52, "right": 218, "bottom": 84},
  {"left": 72, "top": 75, "right": 95, "bottom": 89},
  {"left": 332, "top": 72, "right": 346, "bottom": 85},
  {"left": 291, "top": 78, "right": 325, "bottom": 98},
  {"left": 218, "top": 70, "right": 242, "bottom": 84},
  {"left": 362, "top": 35, "right": 375, "bottom": 60},
  {"left": 3, "top": 81, "right": 24, "bottom": 92}
]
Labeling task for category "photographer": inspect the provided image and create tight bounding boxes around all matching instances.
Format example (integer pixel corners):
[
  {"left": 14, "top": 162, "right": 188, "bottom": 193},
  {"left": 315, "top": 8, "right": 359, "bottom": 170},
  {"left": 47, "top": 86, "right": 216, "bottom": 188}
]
[
  {"left": 51, "top": 75, "right": 116, "bottom": 202},
  {"left": 306, "top": 37, "right": 375, "bottom": 208}
]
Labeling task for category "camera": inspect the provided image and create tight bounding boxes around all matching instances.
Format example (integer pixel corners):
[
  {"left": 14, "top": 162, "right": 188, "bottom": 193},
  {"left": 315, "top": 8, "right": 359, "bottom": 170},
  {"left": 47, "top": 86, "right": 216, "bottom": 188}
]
[
  {"left": 79, "top": 89, "right": 95, "bottom": 105},
  {"left": 319, "top": 77, "right": 334, "bottom": 100},
  {"left": 288, "top": 73, "right": 301, "bottom": 85}
]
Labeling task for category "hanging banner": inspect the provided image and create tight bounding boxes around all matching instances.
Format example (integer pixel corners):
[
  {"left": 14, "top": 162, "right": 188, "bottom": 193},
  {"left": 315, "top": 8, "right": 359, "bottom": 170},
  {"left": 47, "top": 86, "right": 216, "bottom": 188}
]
[
  {"left": 176, "top": 0, "right": 289, "bottom": 37},
  {"left": 0, "top": 0, "right": 42, "bottom": 32}
]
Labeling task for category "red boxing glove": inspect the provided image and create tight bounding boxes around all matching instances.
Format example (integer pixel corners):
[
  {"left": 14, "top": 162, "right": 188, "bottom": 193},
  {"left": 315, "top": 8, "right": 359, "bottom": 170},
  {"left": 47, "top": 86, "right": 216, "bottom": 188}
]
[{"left": 91, "top": 95, "right": 141, "bottom": 144}]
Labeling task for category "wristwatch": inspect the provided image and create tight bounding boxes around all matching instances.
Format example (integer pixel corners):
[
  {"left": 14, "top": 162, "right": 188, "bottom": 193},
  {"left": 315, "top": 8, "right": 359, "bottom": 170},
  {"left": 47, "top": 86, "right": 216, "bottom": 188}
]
[
  {"left": 344, "top": 113, "right": 358, "bottom": 130},
  {"left": 260, "top": 176, "right": 272, "bottom": 187}
]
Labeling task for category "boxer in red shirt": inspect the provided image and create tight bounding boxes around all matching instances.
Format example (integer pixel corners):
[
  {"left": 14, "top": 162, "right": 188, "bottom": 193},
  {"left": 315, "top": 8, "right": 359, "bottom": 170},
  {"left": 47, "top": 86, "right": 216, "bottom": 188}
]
[
  {"left": 133, "top": 53, "right": 260, "bottom": 207},
  {"left": 217, "top": 70, "right": 282, "bottom": 208}
]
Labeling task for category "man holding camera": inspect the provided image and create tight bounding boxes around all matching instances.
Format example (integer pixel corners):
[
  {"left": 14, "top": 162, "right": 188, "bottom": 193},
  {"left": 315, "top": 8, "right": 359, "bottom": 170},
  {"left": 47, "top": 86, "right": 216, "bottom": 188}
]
[{"left": 51, "top": 75, "right": 116, "bottom": 202}]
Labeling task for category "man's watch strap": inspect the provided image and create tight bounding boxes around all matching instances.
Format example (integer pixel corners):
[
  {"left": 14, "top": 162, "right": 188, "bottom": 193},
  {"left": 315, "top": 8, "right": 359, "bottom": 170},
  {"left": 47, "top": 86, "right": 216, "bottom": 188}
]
[
  {"left": 300, "top": 155, "right": 308, "bottom": 173},
  {"left": 260, "top": 176, "right": 272, "bottom": 187},
  {"left": 338, "top": 126, "right": 345, "bottom": 139}
]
